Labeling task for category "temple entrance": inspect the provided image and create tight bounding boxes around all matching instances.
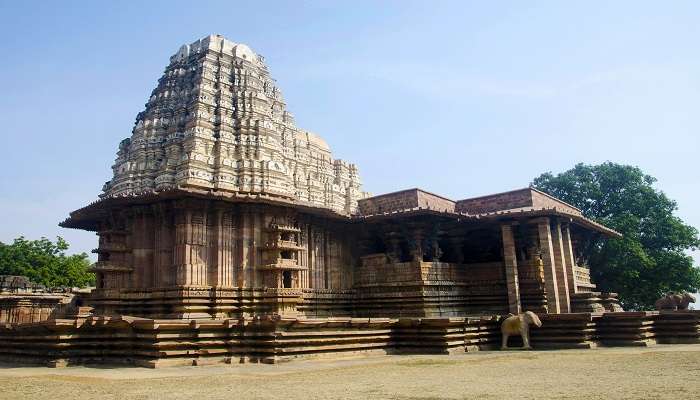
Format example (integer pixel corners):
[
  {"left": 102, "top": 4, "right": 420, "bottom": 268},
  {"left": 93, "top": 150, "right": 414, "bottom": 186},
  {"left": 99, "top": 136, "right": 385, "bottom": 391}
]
[{"left": 282, "top": 270, "right": 292, "bottom": 288}]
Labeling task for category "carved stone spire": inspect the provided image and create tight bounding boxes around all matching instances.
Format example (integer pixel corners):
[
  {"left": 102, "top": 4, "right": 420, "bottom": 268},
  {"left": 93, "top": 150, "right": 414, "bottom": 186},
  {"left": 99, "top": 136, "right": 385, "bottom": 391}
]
[{"left": 102, "top": 34, "right": 366, "bottom": 214}]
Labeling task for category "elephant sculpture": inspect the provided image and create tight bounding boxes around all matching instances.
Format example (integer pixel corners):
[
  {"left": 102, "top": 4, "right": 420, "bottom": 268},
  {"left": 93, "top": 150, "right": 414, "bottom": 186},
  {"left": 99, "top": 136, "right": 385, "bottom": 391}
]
[
  {"left": 501, "top": 311, "right": 542, "bottom": 350},
  {"left": 655, "top": 292, "right": 696, "bottom": 311}
]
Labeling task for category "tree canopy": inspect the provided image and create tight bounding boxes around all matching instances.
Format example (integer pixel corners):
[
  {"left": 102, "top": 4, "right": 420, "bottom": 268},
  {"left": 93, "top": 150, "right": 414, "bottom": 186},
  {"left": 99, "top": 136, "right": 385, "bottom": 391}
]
[
  {"left": 532, "top": 162, "right": 700, "bottom": 310},
  {"left": 0, "top": 236, "right": 95, "bottom": 288}
]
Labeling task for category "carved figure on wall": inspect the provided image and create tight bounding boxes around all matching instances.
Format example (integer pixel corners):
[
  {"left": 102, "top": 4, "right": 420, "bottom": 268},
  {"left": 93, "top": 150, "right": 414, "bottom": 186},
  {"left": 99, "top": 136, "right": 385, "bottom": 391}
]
[
  {"left": 501, "top": 311, "right": 542, "bottom": 350},
  {"left": 655, "top": 292, "right": 696, "bottom": 311}
]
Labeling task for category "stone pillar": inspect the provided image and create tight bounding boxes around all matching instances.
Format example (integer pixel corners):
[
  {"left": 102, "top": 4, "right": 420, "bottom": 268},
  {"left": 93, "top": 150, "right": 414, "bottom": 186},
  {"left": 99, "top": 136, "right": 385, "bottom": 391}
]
[
  {"left": 234, "top": 211, "right": 245, "bottom": 288},
  {"left": 153, "top": 206, "right": 173, "bottom": 288},
  {"left": 173, "top": 209, "right": 190, "bottom": 286},
  {"left": 386, "top": 234, "right": 401, "bottom": 263},
  {"left": 411, "top": 232, "right": 424, "bottom": 262},
  {"left": 534, "top": 217, "right": 560, "bottom": 314},
  {"left": 329, "top": 234, "right": 341, "bottom": 289},
  {"left": 324, "top": 230, "right": 331, "bottom": 288},
  {"left": 131, "top": 210, "right": 154, "bottom": 289},
  {"left": 193, "top": 210, "right": 209, "bottom": 286},
  {"left": 551, "top": 221, "right": 571, "bottom": 313},
  {"left": 501, "top": 224, "right": 522, "bottom": 314},
  {"left": 449, "top": 236, "right": 465, "bottom": 264},
  {"left": 316, "top": 229, "right": 324, "bottom": 289},
  {"left": 299, "top": 224, "right": 310, "bottom": 289},
  {"left": 211, "top": 208, "right": 235, "bottom": 288},
  {"left": 561, "top": 224, "right": 578, "bottom": 295},
  {"left": 307, "top": 225, "right": 316, "bottom": 289},
  {"left": 239, "top": 209, "right": 250, "bottom": 287},
  {"left": 152, "top": 214, "right": 162, "bottom": 287},
  {"left": 250, "top": 209, "right": 260, "bottom": 287}
]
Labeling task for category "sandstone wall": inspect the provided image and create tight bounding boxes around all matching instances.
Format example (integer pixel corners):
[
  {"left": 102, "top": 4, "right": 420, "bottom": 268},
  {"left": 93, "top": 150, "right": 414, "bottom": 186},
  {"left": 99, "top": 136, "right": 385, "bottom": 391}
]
[
  {"left": 90, "top": 199, "right": 355, "bottom": 318},
  {"left": 455, "top": 188, "right": 581, "bottom": 216},
  {"left": 456, "top": 189, "right": 533, "bottom": 214},
  {"left": 358, "top": 189, "right": 455, "bottom": 215}
]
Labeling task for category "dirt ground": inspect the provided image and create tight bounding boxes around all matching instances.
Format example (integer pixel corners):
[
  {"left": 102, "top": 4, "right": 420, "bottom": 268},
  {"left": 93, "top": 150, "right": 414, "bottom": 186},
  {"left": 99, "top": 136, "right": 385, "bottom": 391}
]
[{"left": 1, "top": 345, "right": 699, "bottom": 400}]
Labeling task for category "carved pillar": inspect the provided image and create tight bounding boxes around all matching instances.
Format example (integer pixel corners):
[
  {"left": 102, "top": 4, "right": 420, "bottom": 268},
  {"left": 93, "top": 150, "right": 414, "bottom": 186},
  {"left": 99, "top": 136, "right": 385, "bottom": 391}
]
[
  {"left": 131, "top": 209, "right": 155, "bottom": 289},
  {"left": 561, "top": 224, "right": 578, "bottom": 295},
  {"left": 449, "top": 236, "right": 465, "bottom": 264},
  {"left": 173, "top": 208, "right": 190, "bottom": 286},
  {"left": 534, "top": 217, "right": 560, "bottom": 313},
  {"left": 501, "top": 224, "right": 522, "bottom": 314},
  {"left": 307, "top": 225, "right": 316, "bottom": 289},
  {"left": 234, "top": 210, "right": 245, "bottom": 287},
  {"left": 211, "top": 208, "right": 235, "bottom": 288},
  {"left": 249, "top": 208, "right": 260, "bottom": 287},
  {"left": 153, "top": 205, "right": 173, "bottom": 288},
  {"left": 411, "top": 231, "right": 424, "bottom": 262},
  {"left": 230, "top": 211, "right": 239, "bottom": 287},
  {"left": 196, "top": 210, "right": 210, "bottom": 286},
  {"left": 329, "top": 233, "right": 341, "bottom": 288},
  {"left": 315, "top": 228, "right": 323, "bottom": 289},
  {"left": 429, "top": 237, "right": 442, "bottom": 262},
  {"left": 551, "top": 220, "right": 571, "bottom": 313},
  {"left": 240, "top": 208, "right": 251, "bottom": 287},
  {"left": 152, "top": 210, "right": 162, "bottom": 287},
  {"left": 324, "top": 230, "right": 331, "bottom": 288},
  {"left": 385, "top": 233, "right": 401, "bottom": 263},
  {"left": 299, "top": 223, "right": 310, "bottom": 289}
]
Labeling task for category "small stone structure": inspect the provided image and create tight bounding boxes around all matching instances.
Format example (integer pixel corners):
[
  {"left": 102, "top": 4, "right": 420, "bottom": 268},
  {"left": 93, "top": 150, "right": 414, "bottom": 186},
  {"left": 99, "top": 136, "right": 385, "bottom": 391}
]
[
  {"left": 0, "top": 276, "right": 76, "bottom": 324},
  {"left": 2, "top": 34, "right": 696, "bottom": 367}
]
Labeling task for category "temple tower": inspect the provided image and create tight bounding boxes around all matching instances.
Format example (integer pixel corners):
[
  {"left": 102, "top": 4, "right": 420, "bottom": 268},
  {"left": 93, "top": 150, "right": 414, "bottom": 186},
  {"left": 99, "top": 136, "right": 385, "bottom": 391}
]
[{"left": 102, "top": 34, "right": 364, "bottom": 214}]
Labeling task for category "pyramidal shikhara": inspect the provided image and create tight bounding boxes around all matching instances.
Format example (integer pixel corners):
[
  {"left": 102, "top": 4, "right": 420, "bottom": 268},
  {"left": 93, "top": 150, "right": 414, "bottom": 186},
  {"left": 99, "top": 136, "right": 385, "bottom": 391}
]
[{"left": 103, "top": 34, "right": 366, "bottom": 215}]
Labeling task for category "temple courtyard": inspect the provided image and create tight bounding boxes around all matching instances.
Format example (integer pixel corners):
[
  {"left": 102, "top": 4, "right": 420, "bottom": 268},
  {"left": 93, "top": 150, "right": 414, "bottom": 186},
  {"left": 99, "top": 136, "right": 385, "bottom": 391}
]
[{"left": 1, "top": 345, "right": 698, "bottom": 400}]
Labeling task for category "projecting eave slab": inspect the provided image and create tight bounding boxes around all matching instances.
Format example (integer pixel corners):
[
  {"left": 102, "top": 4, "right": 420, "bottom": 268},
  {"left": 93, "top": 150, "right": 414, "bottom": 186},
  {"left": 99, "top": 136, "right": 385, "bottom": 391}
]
[
  {"left": 60, "top": 188, "right": 353, "bottom": 232},
  {"left": 352, "top": 206, "right": 621, "bottom": 238},
  {"left": 471, "top": 208, "right": 622, "bottom": 238}
]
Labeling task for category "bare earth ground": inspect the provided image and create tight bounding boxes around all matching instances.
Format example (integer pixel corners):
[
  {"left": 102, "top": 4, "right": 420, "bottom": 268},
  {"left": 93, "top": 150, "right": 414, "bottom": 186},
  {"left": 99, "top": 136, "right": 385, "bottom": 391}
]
[{"left": 1, "top": 345, "right": 700, "bottom": 400}]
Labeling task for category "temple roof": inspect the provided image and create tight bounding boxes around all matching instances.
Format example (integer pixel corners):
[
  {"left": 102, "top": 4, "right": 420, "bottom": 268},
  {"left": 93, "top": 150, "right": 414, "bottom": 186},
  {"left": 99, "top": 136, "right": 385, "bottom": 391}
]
[
  {"left": 355, "top": 187, "right": 620, "bottom": 237},
  {"left": 62, "top": 185, "right": 620, "bottom": 238}
]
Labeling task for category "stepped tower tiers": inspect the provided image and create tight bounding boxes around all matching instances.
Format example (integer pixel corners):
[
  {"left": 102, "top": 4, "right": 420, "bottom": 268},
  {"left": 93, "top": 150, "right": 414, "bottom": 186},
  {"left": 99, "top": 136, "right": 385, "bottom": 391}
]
[{"left": 102, "top": 34, "right": 365, "bottom": 215}]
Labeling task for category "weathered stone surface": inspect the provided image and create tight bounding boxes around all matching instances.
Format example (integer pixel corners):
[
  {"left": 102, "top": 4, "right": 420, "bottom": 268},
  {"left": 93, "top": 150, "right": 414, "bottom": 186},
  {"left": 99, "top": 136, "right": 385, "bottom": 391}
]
[{"left": 103, "top": 35, "right": 366, "bottom": 215}]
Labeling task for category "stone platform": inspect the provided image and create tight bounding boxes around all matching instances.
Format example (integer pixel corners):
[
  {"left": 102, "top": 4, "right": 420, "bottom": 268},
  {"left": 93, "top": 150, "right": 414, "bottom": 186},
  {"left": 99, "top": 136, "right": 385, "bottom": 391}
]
[{"left": 0, "top": 310, "right": 697, "bottom": 368}]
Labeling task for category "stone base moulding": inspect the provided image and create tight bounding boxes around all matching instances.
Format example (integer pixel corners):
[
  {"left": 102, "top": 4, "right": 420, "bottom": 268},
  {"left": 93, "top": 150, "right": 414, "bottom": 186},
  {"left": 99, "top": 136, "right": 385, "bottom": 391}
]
[{"left": 1, "top": 311, "right": 698, "bottom": 368}]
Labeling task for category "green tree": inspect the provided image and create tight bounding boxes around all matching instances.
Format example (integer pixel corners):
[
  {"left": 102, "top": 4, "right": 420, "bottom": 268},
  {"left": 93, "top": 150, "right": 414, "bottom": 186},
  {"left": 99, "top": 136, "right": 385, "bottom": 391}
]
[
  {"left": 532, "top": 162, "right": 700, "bottom": 310},
  {"left": 0, "top": 236, "right": 95, "bottom": 288}
]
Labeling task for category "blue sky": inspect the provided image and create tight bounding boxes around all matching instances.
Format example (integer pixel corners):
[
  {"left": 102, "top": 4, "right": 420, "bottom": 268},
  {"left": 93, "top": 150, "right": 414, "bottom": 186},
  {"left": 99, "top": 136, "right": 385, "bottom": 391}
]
[{"left": 0, "top": 1, "right": 698, "bottom": 275}]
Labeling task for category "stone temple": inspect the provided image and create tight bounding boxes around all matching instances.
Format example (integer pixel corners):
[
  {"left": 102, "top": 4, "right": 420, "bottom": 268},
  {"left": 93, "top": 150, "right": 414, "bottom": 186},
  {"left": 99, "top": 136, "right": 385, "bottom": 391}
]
[{"left": 2, "top": 35, "right": 698, "bottom": 367}]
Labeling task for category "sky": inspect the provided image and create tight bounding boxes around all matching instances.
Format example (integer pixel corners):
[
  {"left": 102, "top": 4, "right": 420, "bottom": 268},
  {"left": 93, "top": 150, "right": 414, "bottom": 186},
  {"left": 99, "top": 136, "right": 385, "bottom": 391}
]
[{"left": 0, "top": 1, "right": 698, "bottom": 281}]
